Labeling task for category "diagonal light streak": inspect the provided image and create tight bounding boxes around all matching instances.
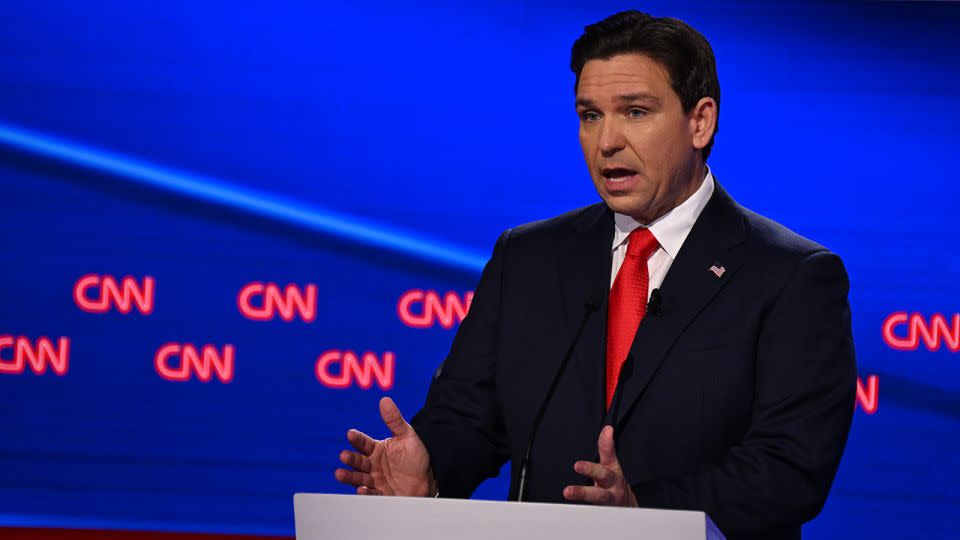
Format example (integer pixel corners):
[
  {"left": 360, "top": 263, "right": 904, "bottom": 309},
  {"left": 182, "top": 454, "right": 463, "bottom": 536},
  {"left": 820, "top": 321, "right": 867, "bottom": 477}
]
[{"left": 0, "top": 120, "right": 488, "bottom": 273}]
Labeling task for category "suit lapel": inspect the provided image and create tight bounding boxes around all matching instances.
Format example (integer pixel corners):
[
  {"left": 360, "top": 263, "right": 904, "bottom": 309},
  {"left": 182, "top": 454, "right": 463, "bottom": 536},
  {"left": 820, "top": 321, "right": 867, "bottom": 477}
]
[
  {"left": 555, "top": 203, "right": 614, "bottom": 439},
  {"left": 608, "top": 182, "right": 748, "bottom": 429}
]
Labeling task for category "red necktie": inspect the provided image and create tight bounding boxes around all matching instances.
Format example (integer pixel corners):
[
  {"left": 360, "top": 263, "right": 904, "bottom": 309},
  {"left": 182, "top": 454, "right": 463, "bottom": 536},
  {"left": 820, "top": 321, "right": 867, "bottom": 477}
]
[{"left": 606, "top": 227, "right": 659, "bottom": 410}]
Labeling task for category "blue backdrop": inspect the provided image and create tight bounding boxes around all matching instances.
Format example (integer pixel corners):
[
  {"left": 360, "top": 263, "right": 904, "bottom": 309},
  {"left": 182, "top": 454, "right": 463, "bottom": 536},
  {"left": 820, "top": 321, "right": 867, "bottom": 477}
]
[{"left": 1, "top": 1, "right": 958, "bottom": 538}]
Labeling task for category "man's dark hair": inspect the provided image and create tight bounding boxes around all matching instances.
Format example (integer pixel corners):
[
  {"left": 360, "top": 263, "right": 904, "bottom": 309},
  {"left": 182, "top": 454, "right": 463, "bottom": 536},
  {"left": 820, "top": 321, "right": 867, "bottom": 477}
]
[{"left": 570, "top": 10, "right": 720, "bottom": 160}]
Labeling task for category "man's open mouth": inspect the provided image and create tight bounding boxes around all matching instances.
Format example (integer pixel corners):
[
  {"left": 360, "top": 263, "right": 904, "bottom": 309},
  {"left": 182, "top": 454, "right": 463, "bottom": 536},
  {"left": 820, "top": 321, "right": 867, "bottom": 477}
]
[{"left": 601, "top": 167, "right": 638, "bottom": 183}]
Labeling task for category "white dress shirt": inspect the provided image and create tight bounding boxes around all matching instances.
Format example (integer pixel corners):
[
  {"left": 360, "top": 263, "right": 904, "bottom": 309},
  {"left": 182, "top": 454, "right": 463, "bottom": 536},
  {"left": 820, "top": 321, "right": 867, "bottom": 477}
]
[{"left": 610, "top": 168, "right": 716, "bottom": 297}]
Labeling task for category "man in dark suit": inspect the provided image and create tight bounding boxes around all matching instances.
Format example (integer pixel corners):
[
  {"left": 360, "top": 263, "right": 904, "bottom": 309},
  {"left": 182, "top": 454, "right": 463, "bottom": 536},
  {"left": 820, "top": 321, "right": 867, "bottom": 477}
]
[{"left": 334, "top": 10, "right": 856, "bottom": 539}]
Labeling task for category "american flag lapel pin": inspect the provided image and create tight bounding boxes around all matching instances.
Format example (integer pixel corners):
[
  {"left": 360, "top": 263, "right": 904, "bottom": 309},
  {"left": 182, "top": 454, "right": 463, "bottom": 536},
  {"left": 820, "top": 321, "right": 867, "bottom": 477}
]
[{"left": 708, "top": 263, "right": 726, "bottom": 278}]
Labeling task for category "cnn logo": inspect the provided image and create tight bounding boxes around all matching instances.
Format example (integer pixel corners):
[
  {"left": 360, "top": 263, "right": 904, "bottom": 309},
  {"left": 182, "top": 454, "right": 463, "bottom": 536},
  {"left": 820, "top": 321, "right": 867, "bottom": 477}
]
[
  {"left": 397, "top": 290, "right": 473, "bottom": 329},
  {"left": 238, "top": 282, "right": 317, "bottom": 322},
  {"left": 155, "top": 343, "right": 235, "bottom": 383},
  {"left": 316, "top": 350, "right": 394, "bottom": 390},
  {"left": 882, "top": 312, "right": 959, "bottom": 352},
  {"left": 74, "top": 274, "right": 154, "bottom": 315},
  {"left": 0, "top": 336, "right": 70, "bottom": 376}
]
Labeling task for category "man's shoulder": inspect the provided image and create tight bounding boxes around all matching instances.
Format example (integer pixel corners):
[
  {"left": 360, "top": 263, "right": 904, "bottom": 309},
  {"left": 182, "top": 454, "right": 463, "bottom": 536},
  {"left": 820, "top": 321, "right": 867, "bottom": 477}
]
[
  {"left": 507, "top": 202, "right": 608, "bottom": 241},
  {"left": 727, "top": 197, "right": 848, "bottom": 287},
  {"left": 739, "top": 204, "right": 830, "bottom": 261}
]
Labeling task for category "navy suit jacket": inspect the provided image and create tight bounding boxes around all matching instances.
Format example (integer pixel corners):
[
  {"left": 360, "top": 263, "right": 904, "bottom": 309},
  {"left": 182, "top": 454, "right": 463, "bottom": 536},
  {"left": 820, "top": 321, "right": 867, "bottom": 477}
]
[{"left": 411, "top": 182, "right": 857, "bottom": 540}]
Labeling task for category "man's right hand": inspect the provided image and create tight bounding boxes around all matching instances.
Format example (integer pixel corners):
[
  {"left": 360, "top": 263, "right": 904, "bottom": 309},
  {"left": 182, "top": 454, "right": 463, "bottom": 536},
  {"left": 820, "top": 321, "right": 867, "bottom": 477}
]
[{"left": 334, "top": 397, "right": 437, "bottom": 497}]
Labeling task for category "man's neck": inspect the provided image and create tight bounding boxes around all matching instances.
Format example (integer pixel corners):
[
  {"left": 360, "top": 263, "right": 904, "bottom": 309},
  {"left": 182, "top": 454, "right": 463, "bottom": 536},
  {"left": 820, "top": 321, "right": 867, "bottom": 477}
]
[{"left": 630, "top": 162, "right": 708, "bottom": 225}]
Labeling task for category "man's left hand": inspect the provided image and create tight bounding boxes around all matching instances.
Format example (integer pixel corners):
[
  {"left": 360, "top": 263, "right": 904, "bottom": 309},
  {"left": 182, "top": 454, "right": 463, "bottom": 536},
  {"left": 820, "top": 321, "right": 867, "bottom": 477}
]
[{"left": 563, "top": 425, "right": 638, "bottom": 507}]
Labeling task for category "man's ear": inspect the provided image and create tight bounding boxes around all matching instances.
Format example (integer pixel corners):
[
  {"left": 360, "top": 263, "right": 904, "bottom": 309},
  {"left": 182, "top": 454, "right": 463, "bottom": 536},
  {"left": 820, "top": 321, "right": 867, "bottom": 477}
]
[{"left": 689, "top": 97, "right": 718, "bottom": 152}]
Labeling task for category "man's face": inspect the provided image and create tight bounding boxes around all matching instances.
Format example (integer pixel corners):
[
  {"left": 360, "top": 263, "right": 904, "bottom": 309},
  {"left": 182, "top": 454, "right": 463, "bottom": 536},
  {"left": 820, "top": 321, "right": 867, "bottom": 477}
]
[{"left": 576, "top": 53, "right": 703, "bottom": 223}]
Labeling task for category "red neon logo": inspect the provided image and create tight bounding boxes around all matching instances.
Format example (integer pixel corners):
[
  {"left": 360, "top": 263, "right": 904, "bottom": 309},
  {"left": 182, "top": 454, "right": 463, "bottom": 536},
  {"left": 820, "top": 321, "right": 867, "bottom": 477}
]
[
  {"left": 155, "top": 343, "right": 235, "bottom": 383},
  {"left": 315, "top": 350, "right": 394, "bottom": 390},
  {"left": 397, "top": 290, "right": 473, "bottom": 329},
  {"left": 856, "top": 375, "right": 879, "bottom": 414},
  {"left": 882, "top": 312, "right": 959, "bottom": 352},
  {"left": 238, "top": 282, "right": 317, "bottom": 322},
  {"left": 0, "top": 335, "right": 70, "bottom": 376},
  {"left": 73, "top": 274, "right": 155, "bottom": 315}
]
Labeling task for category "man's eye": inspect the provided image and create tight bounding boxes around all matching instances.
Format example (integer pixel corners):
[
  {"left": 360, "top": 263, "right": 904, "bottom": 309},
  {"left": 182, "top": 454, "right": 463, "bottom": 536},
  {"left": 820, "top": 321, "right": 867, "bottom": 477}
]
[
  {"left": 582, "top": 111, "right": 601, "bottom": 122},
  {"left": 628, "top": 108, "right": 647, "bottom": 118}
]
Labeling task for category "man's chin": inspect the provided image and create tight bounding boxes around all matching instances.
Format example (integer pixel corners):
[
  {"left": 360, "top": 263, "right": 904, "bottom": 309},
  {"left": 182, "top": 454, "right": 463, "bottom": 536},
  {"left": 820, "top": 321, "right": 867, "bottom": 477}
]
[{"left": 600, "top": 194, "right": 651, "bottom": 219}]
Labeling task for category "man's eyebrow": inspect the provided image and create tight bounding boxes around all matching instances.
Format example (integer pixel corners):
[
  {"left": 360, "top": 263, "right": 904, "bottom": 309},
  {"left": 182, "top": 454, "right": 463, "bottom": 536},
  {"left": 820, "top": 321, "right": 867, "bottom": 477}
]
[
  {"left": 574, "top": 94, "right": 662, "bottom": 108},
  {"left": 617, "top": 93, "right": 661, "bottom": 105}
]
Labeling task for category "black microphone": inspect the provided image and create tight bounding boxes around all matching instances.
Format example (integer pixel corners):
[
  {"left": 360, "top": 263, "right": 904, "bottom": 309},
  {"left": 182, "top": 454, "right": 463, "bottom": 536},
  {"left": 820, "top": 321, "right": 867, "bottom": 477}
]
[
  {"left": 647, "top": 288, "right": 662, "bottom": 317},
  {"left": 516, "top": 289, "right": 604, "bottom": 502}
]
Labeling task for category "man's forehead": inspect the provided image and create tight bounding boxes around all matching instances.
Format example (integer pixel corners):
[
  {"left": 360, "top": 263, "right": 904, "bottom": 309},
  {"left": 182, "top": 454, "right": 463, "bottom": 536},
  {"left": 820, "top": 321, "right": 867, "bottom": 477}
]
[
  {"left": 580, "top": 52, "right": 668, "bottom": 75},
  {"left": 577, "top": 54, "right": 671, "bottom": 99}
]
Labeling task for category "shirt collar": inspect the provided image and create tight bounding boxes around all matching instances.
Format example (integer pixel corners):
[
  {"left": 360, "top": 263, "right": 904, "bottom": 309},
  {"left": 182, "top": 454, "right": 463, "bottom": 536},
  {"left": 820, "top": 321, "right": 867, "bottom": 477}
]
[{"left": 611, "top": 167, "right": 716, "bottom": 260}]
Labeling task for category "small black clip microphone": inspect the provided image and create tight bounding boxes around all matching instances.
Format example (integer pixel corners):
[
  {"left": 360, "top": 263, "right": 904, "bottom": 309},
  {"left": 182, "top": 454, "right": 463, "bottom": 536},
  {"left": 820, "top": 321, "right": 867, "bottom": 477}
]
[{"left": 647, "top": 288, "right": 662, "bottom": 317}]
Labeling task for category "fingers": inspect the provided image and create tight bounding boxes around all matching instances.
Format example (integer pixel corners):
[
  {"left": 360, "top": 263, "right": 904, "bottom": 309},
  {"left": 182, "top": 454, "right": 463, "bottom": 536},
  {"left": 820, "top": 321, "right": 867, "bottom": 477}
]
[
  {"left": 338, "top": 430, "right": 377, "bottom": 492},
  {"left": 339, "top": 449, "right": 372, "bottom": 473},
  {"left": 563, "top": 485, "right": 614, "bottom": 505},
  {"left": 573, "top": 460, "right": 617, "bottom": 488},
  {"left": 379, "top": 397, "right": 413, "bottom": 439},
  {"left": 334, "top": 467, "right": 373, "bottom": 488},
  {"left": 357, "top": 486, "right": 381, "bottom": 496},
  {"left": 346, "top": 429, "right": 377, "bottom": 455},
  {"left": 566, "top": 430, "right": 633, "bottom": 507},
  {"left": 597, "top": 425, "right": 621, "bottom": 471}
]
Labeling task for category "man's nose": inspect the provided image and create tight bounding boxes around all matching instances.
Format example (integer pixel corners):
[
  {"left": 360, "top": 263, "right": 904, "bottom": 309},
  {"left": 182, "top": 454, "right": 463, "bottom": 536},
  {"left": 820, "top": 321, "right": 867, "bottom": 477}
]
[{"left": 598, "top": 119, "right": 626, "bottom": 156}]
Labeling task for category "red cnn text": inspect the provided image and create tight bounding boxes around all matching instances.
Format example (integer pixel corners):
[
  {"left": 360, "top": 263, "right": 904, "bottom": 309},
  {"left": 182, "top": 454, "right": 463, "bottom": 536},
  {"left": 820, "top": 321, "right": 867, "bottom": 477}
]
[
  {"left": 315, "top": 350, "right": 394, "bottom": 390},
  {"left": 856, "top": 375, "right": 879, "bottom": 415},
  {"left": 74, "top": 274, "right": 155, "bottom": 315},
  {"left": 0, "top": 335, "right": 70, "bottom": 376},
  {"left": 397, "top": 290, "right": 473, "bottom": 329},
  {"left": 882, "top": 312, "right": 959, "bottom": 352},
  {"left": 155, "top": 343, "right": 235, "bottom": 383},
  {"left": 238, "top": 282, "right": 317, "bottom": 322}
]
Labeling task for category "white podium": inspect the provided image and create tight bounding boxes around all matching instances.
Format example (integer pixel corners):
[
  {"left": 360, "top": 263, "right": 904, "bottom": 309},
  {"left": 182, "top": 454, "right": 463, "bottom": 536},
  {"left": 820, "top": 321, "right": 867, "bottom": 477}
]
[{"left": 294, "top": 493, "right": 726, "bottom": 540}]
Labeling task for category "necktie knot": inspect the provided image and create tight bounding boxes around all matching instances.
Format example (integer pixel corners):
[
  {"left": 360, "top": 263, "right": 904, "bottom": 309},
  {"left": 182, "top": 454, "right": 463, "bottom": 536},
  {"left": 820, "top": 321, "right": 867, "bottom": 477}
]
[{"left": 626, "top": 227, "right": 659, "bottom": 259}]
